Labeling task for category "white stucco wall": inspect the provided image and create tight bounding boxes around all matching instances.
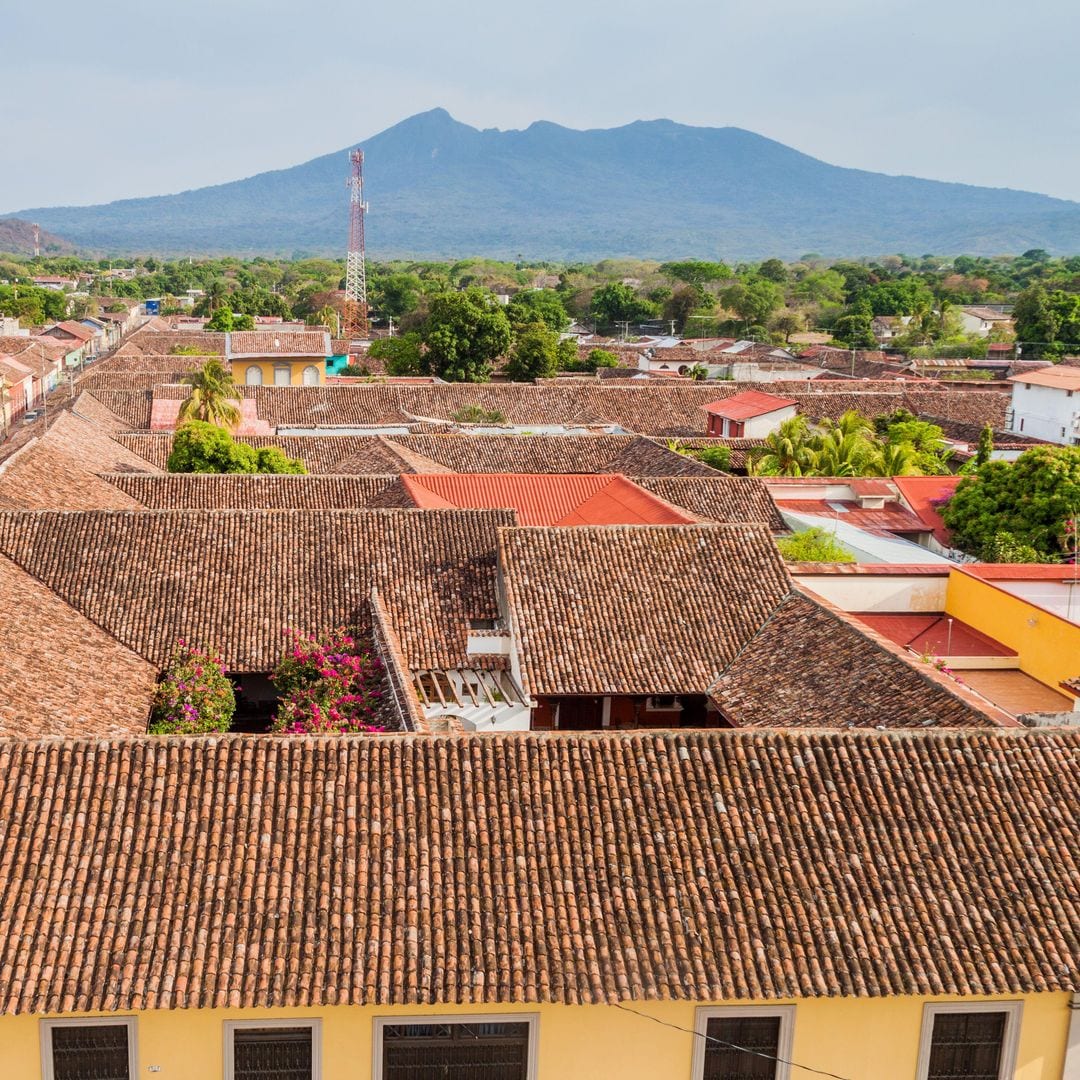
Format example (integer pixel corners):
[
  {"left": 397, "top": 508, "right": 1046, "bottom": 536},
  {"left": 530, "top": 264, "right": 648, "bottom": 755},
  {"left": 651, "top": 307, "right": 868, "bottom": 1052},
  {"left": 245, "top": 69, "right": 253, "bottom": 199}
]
[{"left": 1009, "top": 382, "right": 1080, "bottom": 444}]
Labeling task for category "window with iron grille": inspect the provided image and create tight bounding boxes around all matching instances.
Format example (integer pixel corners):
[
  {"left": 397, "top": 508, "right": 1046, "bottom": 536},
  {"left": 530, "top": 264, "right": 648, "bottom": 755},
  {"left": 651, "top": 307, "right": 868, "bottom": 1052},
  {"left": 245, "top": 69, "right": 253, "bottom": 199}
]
[
  {"left": 917, "top": 1003, "right": 1022, "bottom": 1080},
  {"left": 925, "top": 1012, "right": 1007, "bottom": 1080},
  {"left": 42, "top": 1019, "right": 136, "bottom": 1080},
  {"left": 692, "top": 1008, "right": 793, "bottom": 1080},
  {"left": 378, "top": 1019, "right": 534, "bottom": 1080},
  {"left": 703, "top": 1016, "right": 782, "bottom": 1080},
  {"left": 231, "top": 1026, "right": 314, "bottom": 1080}
]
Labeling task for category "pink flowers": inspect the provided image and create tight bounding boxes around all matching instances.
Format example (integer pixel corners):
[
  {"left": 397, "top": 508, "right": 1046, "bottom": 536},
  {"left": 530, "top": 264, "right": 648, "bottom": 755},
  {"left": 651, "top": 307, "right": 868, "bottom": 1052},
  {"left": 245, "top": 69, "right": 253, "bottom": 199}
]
[
  {"left": 270, "top": 628, "right": 386, "bottom": 736},
  {"left": 149, "top": 641, "right": 235, "bottom": 735}
]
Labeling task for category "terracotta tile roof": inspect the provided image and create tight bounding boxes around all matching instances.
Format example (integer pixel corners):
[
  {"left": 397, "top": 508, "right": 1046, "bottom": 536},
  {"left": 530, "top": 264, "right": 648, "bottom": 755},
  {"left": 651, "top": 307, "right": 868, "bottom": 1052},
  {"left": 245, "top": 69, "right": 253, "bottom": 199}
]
[
  {"left": 1009, "top": 365, "right": 1080, "bottom": 391},
  {"left": 45, "top": 320, "right": 96, "bottom": 343},
  {"left": 773, "top": 499, "right": 931, "bottom": 535},
  {"left": 0, "top": 555, "right": 156, "bottom": 736},
  {"left": 0, "top": 509, "right": 511, "bottom": 672},
  {"left": 499, "top": 524, "right": 792, "bottom": 696},
  {"left": 962, "top": 564, "right": 1080, "bottom": 581},
  {"left": 892, "top": 475, "right": 963, "bottom": 546},
  {"left": 0, "top": 727, "right": 1077, "bottom": 1013},
  {"left": 401, "top": 474, "right": 697, "bottom": 526},
  {"left": 226, "top": 331, "right": 331, "bottom": 358},
  {"left": 710, "top": 592, "right": 1006, "bottom": 728},
  {"left": 92, "top": 353, "right": 207, "bottom": 375},
  {"left": 855, "top": 613, "right": 1015, "bottom": 658},
  {"left": 114, "top": 329, "right": 224, "bottom": 357},
  {"left": 702, "top": 390, "right": 796, "bottom": 420},
  {"left": 239, "top": 384, "right": 1009, "bottom": 439},
  {"left": 0, "top": 413, "right": 156, "bottom": 511},
  {"left": 71, "top": 390, "right": 135, "bottom": 433},
  {"left": 104, "top": 474, "right": 402, "bottom": 509},
  {"left": 77, "top": 389, "right": 152, "bottom": 429},
  {"left": 633, "top": 476, "right": 784, "bottom": 530}
]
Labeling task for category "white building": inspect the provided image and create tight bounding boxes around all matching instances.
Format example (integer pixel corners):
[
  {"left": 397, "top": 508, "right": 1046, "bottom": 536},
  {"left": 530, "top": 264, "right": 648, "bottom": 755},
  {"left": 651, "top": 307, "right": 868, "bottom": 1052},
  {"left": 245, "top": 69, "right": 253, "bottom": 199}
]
[
  {"left": 955, "top": 305, "right": 1013, "bottom": 338},
  {"left": 1007, "top": 366, "right": 1080, "bottom": 445}
]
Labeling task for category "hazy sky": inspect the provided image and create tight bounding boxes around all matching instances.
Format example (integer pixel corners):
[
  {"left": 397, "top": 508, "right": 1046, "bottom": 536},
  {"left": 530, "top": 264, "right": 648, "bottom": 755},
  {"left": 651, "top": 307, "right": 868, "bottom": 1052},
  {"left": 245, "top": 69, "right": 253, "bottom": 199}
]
[{"left": 4, "top": 0, "right": 1077, "bottom": 212}]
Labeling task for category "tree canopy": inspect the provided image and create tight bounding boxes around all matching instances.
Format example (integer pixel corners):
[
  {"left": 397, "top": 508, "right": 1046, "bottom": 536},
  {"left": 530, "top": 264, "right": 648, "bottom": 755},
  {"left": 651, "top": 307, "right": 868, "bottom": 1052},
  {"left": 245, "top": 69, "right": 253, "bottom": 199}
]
[
  {"left": 422, "top": 287, "right": 513, "bottom": 382},
  {"left": 167, "top": 422, "right": 307, "bottom": 474}
]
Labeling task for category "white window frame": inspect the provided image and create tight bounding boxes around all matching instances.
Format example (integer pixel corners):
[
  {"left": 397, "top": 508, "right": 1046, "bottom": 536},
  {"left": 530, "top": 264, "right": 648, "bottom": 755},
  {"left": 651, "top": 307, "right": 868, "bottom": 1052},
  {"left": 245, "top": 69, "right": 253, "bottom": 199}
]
[
  {"left": 245, "top": 365, "right": 263, "bottom": 386},
  {"left": 916, "top": 1001, "right": 1022, "bottom": 1080},
  {"left": 372, "top": 1013, "right": 540, "bottom": 1080},
  {"left": 224, "top": 1018, "right": 321, "bottom": 1080},
  {"left": 691, "top": 1005, "right": 795, "bottom": 1080},
  {"left": 302, "top": 365, "right": 320, "bottom": 386},
  {"left": 273, "top": 364, "right": 291, "bottom": 386},
  {"left": 41, "top": 1016, "right": 138, "bottom": 1080}
]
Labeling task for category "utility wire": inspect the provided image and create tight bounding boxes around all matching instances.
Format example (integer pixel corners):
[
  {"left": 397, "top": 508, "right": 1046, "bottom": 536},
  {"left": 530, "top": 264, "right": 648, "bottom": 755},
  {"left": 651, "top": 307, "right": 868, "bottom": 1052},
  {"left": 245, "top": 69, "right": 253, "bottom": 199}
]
[{"left": 612, "top": 1001, "right": 856, "bottom": 1080}]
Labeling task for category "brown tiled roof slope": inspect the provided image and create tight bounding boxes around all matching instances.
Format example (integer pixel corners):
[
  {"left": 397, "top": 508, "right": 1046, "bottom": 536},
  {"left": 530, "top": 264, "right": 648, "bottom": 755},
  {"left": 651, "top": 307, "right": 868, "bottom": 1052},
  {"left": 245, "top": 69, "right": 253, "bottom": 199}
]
[
  {"left": 87, "top": 353, "right": 207, "bottom": 375},
  {"left": 633, "top": 477, "right": 784, "bottom": 531},
  {"left": 245, "top": 384, "right": 1008, "bottom": 437},
  {"left": 227, "top": 331, "right": 329, "bottom": 356},
  {"left": 500, "top": 524, "right": 791, "bottom": 696},
  {"left": 114, "top": 329, "right": 224, "bottom": 357},
  {"left": 77, "top": 389, "right": 152, "bottom": 429},
  {"left": 105, "top": 474, "right": 400, "bottom": 509},
  {"left": 0, "top": 509, "right": 510, "bottom": 672},
  {"left": 0, "top": 728, "right": 1077, "bottom": 1013},
  {"left": 0, "top": 556, "right": 156, "bottom": 736},
  {"left": 0, "top": 413, "right": 156, "bottom": 511},
  {"left": 71, "top": 391, "right": 135, "bottom": 433},
  {"left": 710, "top": 592, "right": 999, "bottom": 728}
]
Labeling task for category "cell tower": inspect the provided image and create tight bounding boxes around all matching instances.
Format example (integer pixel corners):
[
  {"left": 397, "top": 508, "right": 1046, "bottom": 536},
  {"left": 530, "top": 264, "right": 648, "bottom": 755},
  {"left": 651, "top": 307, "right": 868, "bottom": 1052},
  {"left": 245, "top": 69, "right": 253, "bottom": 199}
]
[
  {"left": 32, "top": 223, "right": 40, "bottom": 258},
  {"left": 343, "top": 149, "right": 369, "bottom": 338}
]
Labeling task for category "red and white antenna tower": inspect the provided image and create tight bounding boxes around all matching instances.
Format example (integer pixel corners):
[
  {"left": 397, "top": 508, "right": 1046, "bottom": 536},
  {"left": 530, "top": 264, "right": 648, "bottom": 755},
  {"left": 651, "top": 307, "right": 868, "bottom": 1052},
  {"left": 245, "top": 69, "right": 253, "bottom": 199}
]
[
  {"left": 343, "top": 149, "right": 369, "bottom": 338},
  {"left": 32, "top": 223, "right": 40, "bottom": 258}
]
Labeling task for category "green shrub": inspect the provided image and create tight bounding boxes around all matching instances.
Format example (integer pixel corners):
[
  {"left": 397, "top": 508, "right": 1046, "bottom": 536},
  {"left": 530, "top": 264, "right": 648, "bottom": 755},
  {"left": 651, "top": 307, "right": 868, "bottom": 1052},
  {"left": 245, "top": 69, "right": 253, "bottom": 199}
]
[
  {"left": 776, "top": 527, "right": 855, "bottom": 563},
  {"left": 167, "top": 421, "right": 307, "bottom": 474},
  {"left": 693, "top": 446, "right": 732, "bottom": 471}
]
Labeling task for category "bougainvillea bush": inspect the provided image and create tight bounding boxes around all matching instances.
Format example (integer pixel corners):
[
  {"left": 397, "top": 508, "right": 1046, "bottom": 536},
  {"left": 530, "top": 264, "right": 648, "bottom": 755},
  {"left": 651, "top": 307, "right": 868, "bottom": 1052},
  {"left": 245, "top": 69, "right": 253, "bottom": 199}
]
[
  {"left": 149, "top": 641, "right": 236, "bottom": 734},
  {"left": 271, "top": 628, "right": 387, "bottom": 734}
]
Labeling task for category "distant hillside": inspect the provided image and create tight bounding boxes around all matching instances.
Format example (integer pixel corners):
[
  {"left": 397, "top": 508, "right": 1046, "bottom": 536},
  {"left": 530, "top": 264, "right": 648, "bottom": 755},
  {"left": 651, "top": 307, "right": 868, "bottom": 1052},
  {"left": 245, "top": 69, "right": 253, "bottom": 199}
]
[
  {"left": 0, "top": 218, "right": 75, "bottom": 255},
  {"left": 9, "top": 110, "right": 1080, "bottom": 259}
]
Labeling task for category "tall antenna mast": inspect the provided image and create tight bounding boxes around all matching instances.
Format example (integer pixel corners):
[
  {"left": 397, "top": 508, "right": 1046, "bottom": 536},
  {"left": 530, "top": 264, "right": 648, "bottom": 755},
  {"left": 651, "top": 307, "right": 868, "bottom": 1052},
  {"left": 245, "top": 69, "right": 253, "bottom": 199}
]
[
  {"left": 32, "top": 223, "right": 40, "bottom": 258},
  {"left": 343, "top": 148, "right": 369, "bottom": 339}
]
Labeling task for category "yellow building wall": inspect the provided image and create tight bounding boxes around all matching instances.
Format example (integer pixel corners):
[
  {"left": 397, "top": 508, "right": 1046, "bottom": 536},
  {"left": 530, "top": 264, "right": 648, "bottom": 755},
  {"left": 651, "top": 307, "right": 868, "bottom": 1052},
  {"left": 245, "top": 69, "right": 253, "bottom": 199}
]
[
  {"left": 1, "top": 992, "right": 1069, "bottom": 1078},
  {"left": 946, "top": 569, "right": 1080, "bottom": 695},
  {"left": 230, "top": 358, "right": 325, "bottom": 387}
]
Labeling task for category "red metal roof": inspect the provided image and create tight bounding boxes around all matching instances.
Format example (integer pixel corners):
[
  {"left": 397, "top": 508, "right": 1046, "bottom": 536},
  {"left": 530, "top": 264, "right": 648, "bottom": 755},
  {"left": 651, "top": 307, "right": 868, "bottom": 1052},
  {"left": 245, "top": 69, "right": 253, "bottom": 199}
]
[
  {"left": 963, "top": 564, "right": 1080, "bottom": 581},
  {"left": 892, "top": 475, "right": 962, "bottom": 547},
  {"left": 401, "top": 473, "right": 696, "bottom": 526},
  {"left": 775, "top": 498, "right": 930, "bottom": 534},
  {"left": 855, "top": 613, "right": 1016, "bottom": 658},
  {"left": 701, "top": 390, "right": 797, "bottom": 420}
]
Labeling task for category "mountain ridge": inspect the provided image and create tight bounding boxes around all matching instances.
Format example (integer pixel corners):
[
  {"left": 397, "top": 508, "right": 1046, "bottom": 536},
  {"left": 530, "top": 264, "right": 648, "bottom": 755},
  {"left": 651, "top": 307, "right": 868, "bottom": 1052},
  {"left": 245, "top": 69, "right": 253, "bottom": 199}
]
[{"left": 7, "top": 108, "right": 1080, "bottom": 259}]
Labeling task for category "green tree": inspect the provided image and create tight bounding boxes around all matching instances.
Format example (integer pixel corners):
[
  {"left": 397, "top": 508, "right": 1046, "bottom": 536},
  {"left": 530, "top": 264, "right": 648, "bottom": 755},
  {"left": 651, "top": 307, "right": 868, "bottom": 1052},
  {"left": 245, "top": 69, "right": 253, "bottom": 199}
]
[
  {"left": 506, "top": 289, "right": 569, "bottom": 332},
  {"left": 506, "top": 321, "right": 559, "bottom": 381},
  {"left": 719, "top": 279, "right": 783, "bottom": 326},
  {"left": 368, "top": 333, "right": 423, "bottom": 376},
  {"left": 776, "top": 527, "right": 855, "bottom": 563},
  {"left": 167, "top": 422, "right": 307, "bottom": 474},
  {"left": 692, "top": 446, "right": 732, "bottom": 471},
  {"left": 883, "top": 417, "right": 951, "bottom": 473},
  {"left": 590, "top": 282, "right": 658, "bottom": 330},
  {"left": 179, "top": 359, "right": 241, "bottom": 429},
  {"left": 371, "top": 272, "right": 423, "bottom": 319},
  {"left": 940, "top": 446, "right": 1080, "bottom": 558},
  {"left": 658, "top": 261, "right": 731, "bottom": 290},
  {"left": 769, "top": 309, "right": 804, "bottom": 343},
  {"left": 232, "top": 312, "right": 255, "bottom": 330},
  {"left": 204, "top": 307, "right": 234, "bottom": 331},
  {"left": 423, "top": 287, "right": 512, "bottom": 382},
  {"left": 792, "top": 269, "right": 847, "bottom": 306},
  {"left": 757, "top": 258, "right": 788, "bottom": 283},
  {"left": 975, "top": 423, "right": 994, "bottom": 468},
  {"left": 832, "top": 313, "right": 877, "bottom": 349}
]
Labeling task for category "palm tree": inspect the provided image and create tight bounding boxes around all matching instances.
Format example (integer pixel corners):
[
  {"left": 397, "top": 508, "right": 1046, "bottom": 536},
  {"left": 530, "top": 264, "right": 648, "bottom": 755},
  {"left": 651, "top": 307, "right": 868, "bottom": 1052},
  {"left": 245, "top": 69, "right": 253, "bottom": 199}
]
[
  {"left": 807, "top": 411, "right": 877, "bottom": 476},
  {"left": 750, "top": 415, "right": 816, "bottom": 476},
  {"left": 867, "top": 442, "right": 923, "bottom": 477},
  {"left": 179, "top": 359, "right": 241, "bottom": 429}
]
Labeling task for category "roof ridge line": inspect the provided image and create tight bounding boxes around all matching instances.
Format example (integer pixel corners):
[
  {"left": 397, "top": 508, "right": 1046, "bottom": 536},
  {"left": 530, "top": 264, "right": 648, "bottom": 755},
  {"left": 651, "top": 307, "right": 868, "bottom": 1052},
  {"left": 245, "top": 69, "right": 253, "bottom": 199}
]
[{"left": 705, "top": 590, "right": 800, "bottom": 695}]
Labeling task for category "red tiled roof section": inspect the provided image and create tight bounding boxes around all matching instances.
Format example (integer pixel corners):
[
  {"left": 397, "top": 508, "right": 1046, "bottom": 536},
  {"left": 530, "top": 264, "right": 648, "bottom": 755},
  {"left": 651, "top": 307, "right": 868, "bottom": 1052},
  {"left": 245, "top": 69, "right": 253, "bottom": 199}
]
[
  {"left": 0, "top": 509, "right": 511, "bottom": 672},
  {"left": 0, "top": 728, "right": 1078, "bottom": 1013},
  {"left": 500, "top": 524, "right": 791, "bottom": 695},
  {"left": 853, "top": 614, "right": 1015, "bottom": 657},
  {"left": 773, "top": 499, "right": 930, "bottom": 535},
  {"left": 226, "top": 331, "right": 330, "bottom": 357},
  {"left": 892, "top": 476, "right": 962, "bottom": 547},
  {"left": 711, "top": 593, "right": 1008, "bottom": 728},
  {"left": 0, "top": 556, "right": 156, "bottom": 736},
  {"left": 102, "top": 474, "right": 402, "bottom": 509},
  {"left": 702, "top": 390, "right": 796, "bottom": 420},
  {"left": 0, "top": 413, "right": 157, "bottom": 511},
  {"left": 633, "top": 476, "right": 784, "bottom": 530},
  {"left": 401, "top": 473, "right": 696, "bottom": 526}
]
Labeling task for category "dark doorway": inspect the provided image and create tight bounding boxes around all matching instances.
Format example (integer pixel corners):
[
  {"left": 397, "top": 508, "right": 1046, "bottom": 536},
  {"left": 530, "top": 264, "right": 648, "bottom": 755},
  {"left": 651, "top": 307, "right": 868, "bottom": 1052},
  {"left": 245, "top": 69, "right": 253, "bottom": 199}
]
[{"left": 556, "top": 696, "right": 604, "bottom": 730}]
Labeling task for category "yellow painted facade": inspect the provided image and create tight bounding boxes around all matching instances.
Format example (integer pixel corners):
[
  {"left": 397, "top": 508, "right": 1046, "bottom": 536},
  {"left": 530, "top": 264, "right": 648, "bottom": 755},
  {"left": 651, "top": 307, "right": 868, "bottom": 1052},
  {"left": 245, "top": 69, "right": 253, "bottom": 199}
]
[
  {"left": 5, "top": 992, "right": 1070, "bottom": 1078},
  {"left": 230, "top": 358, "right": 326, "bottom": 387},
  {"left": 946, "top": 569, "right": 1080, "bottom": 696}
]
